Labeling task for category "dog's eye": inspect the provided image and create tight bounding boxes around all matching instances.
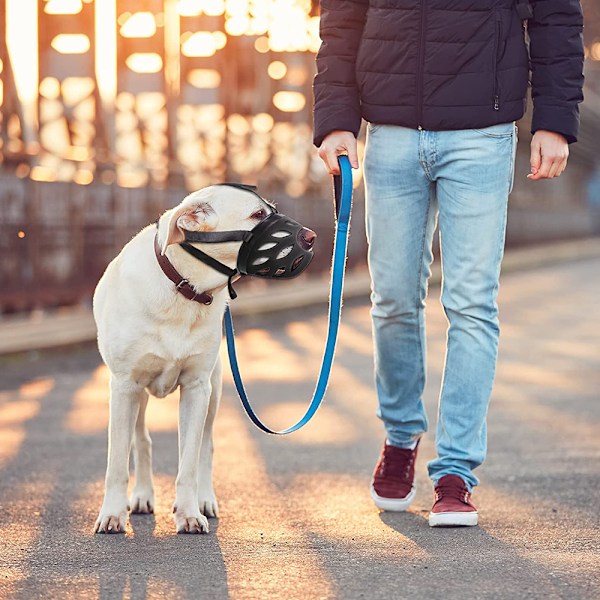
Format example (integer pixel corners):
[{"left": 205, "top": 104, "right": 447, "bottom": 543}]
[{"left": 250, "top": 209, "right": 267, "bottom": 221}]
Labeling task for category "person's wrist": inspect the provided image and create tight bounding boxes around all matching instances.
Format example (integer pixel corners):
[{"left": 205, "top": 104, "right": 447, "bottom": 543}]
[{"left": 533, "top": 130, "right": 568, "bottom": 144}]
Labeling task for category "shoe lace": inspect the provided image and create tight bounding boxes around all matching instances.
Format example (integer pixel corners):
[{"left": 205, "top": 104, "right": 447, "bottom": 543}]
[
  {"left": 434, "top": 481, "right": 470, "bottom": 504},
  {"left": 377, "top": 446, "right": 415, "bottom": 480}
]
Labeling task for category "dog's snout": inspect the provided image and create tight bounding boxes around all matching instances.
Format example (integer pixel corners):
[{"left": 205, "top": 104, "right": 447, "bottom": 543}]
[{"left": 298, "top": 228, "right": 317, "bottom": 250}]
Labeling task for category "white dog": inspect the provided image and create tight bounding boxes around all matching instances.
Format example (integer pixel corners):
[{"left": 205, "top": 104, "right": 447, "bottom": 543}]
[{"left": 93, "top": 185, "right": 276, "bottom": 534}]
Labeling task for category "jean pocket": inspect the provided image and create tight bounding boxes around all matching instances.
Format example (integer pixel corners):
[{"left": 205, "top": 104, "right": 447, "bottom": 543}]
[
  {"left": 471, "top": 122, "right": 515, "bottom": 138},
  {"left": 367, "top": 122, "right": 383, "bottom": 134}
]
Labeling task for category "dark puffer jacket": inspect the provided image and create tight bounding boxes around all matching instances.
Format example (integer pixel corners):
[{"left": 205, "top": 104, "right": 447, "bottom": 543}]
[{"left": 313, "top": 0, "right": 584, "bottom": 146}]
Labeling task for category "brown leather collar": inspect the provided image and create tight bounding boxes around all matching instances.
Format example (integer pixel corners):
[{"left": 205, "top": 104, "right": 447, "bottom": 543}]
[{"left": 154, "top": 234, "right": 213, "bottom": 305}]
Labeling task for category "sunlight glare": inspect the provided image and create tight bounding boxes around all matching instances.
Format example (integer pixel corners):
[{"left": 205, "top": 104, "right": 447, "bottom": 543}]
[
  {"left": 254, "top": 36, "right": 269, "bottom": 53},
  {"left": 177, "top": 0, "right": 202, "bottom": 16},
  {"left": 213, "top": 31, "right": 227, "bottom": 49},
  {"left": 228, "top": 114, "right": 251, "bottom": 136},
  {"left": 95, "top": 0, "right": 116, "bottom": 107},
  {"left": 39, "top": 77, "right": 61, "bottom": 100},
  {"left": 204, "top": 0, "right": 226, "bottom": 16},
  {"left": 51, "top": 34, "right": 90, "bottom": 54},
  {"left": 273, "top": 91, "right": 306, "bottom": 112},
  {"left": 225, "top": 16, "right": 250, "bottom": 36},
  {"left": 253, "top": 113, "right": 274, "bottom": 133},
  {"left": 187, "top": 69, "right": 221, "bottom": 89},
  {"left": 181, "top": 32, "right": 221, "bottom": 57},
  {"left": 125, "top": 53, "right": 163, "bottom": 74},
  {"left": 44, "top": 0, "right": 82, "bottom": 14},
  {"left": 120, "top": 12, "right": 157, "bottom": 38},
  {"left": 61, "top": 77, "right": 95, "bottom": 106},
  {"left": 73, "top": 169, "right": 94, "bottom": 185},
  {"left": 6, "top": 0, "right": 38, "bottom": 111},
  {"left": 30, "top": 165, "right": 58, "bottom": 182},
  {"left": 267, "top": 61, "right": 287, "bottom": 80}
]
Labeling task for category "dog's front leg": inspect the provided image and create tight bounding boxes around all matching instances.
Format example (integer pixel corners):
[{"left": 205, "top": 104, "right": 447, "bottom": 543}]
[
  {"left": 197, "top": 356, "right": 221, "bottom": 518},
  {"left": 174, "top": 379, "right": 211, "bottom": 534},
  {"left": 94, "top": 376, "right": 142, "bottom": 534},
  {"left": 130, "top": 392, "right": 154, "bottom": 514}
]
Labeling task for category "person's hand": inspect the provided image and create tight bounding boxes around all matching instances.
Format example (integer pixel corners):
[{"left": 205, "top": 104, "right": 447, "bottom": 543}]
[
  {"left": 528, "top": 130, "right": 569, "bottom": 180},
  {"left": 317, "top": 130, "right": 359, "bottom": 175}
]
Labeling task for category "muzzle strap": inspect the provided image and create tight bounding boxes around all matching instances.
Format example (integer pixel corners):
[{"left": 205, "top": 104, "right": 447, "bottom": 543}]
[
  {"left": 180, "top": 242, "right": 239, "bottom": 299},
  {"left": 184, "top": 230, "right": 253, "bottom": 244}
]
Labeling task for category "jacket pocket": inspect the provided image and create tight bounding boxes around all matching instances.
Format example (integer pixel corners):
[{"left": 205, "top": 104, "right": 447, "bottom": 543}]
[{"left": 493, "top": 9, "right": 503, "bottom": 111}]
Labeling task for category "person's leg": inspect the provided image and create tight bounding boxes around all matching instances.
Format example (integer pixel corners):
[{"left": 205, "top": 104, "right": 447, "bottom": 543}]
[
  {"left": 428, "top": 122, "right": 518, "bottom": 490},
  {"left": 364, "top": 124, "right": 438, "bottom": 448}
]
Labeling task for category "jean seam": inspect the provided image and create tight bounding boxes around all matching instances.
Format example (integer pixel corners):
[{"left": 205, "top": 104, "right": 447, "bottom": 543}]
[
  {"left": 414, "top": 187, "right": 432, "bottom": 408},
  {"left": 508, "top": 126, "right": 517, "bottom": 194}
]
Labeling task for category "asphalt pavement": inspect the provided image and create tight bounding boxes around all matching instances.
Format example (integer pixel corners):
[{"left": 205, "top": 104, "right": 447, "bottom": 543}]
[{"left": 0, "top": 256, "right": 599, "bottom": 600}]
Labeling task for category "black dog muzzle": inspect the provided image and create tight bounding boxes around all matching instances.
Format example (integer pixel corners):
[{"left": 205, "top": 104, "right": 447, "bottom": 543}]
[{"left": 179, "top": 184, "right": 316, "bottom": 299}]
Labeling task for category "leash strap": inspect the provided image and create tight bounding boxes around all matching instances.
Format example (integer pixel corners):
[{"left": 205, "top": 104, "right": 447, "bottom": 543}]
[{"left": 223, "top": 155, "right": 354, "bottom": 434}]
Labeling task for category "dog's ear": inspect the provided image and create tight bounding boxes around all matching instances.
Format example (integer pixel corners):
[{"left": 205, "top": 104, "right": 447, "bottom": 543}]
[{"left": 162, "top": 200, "right": 218, "bottom": 254}]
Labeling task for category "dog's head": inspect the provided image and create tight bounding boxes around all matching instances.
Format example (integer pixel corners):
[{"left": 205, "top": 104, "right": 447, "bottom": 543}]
[{"left": 161, "top": 185, "right": 274, "bottom": 256}]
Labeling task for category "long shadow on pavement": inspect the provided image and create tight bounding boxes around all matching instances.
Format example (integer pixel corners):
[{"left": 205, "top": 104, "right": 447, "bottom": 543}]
[
  {"left": 0, "top": 349, "right": 230, "bottom": 600},
  {"left": 374, "top": 511, "right": 575, "bottom": 599}
]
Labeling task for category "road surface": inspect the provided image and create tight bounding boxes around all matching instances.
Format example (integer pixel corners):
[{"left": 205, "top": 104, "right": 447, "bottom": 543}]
[{"left": 1, "top": 257, "right": 599, "bottom": 599}]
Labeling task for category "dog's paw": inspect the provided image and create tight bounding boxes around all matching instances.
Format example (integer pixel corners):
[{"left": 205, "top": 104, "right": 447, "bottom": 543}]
[
  {"left": 94, "top": 511, "right": 127, "bottom": 534},
  {"left": 130, "top": 488, "right": 155, "bottom": 514},
  {"left": 198, "top": 493, "right": 219, "bottom": 518},
  {"left": 173, "top": 506, "right": 209, "bottom": 534}
]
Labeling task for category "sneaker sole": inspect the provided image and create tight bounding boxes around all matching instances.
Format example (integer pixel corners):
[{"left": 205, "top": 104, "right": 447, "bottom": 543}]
[
  {"left": 370, "top": 484, "right": 416, "bottom": 512},
  {"left": 428, "top": 511, "right": 478, "bottom": 527}
]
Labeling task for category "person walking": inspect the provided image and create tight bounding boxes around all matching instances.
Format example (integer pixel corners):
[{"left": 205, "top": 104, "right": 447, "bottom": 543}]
[{"left": 313, "top": 0, "right": 584, "bottom": 526}]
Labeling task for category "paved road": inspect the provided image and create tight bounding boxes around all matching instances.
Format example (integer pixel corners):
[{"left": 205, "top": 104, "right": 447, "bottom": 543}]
[{"left": 1, "top": 257, "right": 599, "bottom": 600}]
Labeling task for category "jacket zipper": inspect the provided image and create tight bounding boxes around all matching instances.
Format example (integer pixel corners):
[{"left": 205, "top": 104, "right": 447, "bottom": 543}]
[
  {"left": 493, "top": 9, "right": 503, "bottom": 111},
  {"left": 416, "top": 0, "right": 427, "bottom": 128}
]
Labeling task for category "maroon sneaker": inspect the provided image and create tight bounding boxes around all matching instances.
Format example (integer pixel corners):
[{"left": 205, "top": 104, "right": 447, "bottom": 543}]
[
  {"left": 370, "top": 440, "right": 419, "bottom": 511},
  {"left": 429, "top": 474, "right": 478, "bottom": 527}
]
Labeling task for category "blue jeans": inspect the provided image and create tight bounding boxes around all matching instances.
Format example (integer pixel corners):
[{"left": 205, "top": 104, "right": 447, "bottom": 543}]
[{"left": 364, "top": 122, "right": 517, "bottom": 489}]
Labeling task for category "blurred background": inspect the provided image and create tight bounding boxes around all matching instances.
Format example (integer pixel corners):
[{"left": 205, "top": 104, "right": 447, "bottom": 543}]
[{"left": 0, "top": 0, "right": 599, "bottom": 315}]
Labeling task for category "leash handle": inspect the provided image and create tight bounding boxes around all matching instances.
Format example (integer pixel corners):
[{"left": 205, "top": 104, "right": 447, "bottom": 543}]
[
  {"left": 224, "top": 155, "right": 353, "bottom": 434},
  {"left": 333, "top": 157, "right": 351, "bottom": 221}
]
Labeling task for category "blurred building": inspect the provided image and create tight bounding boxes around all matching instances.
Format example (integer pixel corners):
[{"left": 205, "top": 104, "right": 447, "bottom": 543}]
[{"left": 0, "top": 0, "right": 599, "bottom": 312}]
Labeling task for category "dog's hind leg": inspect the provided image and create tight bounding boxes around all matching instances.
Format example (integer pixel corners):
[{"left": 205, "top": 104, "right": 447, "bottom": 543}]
[
  {"left": 198, "top": 356, "right": 222, "bottom": 518},
  {"left": 95, "top": 376, "right": 142, "bottom": 533},
  {"left": 130, "top": 391, "right": 154, "bottom": 514}
]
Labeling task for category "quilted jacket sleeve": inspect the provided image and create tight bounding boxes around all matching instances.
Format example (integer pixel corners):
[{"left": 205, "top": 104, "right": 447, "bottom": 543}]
[
  {"left": 312, "top": 0, "right": 369, "bottom": 147},
  {"left": 528, "top": 0, "right": 584, "bottom": 143}
]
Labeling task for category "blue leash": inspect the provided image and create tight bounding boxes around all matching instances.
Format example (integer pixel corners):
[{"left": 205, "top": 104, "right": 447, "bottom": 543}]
[{"left": 223, "top": 155, "right": 354, "bottom": 434}]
